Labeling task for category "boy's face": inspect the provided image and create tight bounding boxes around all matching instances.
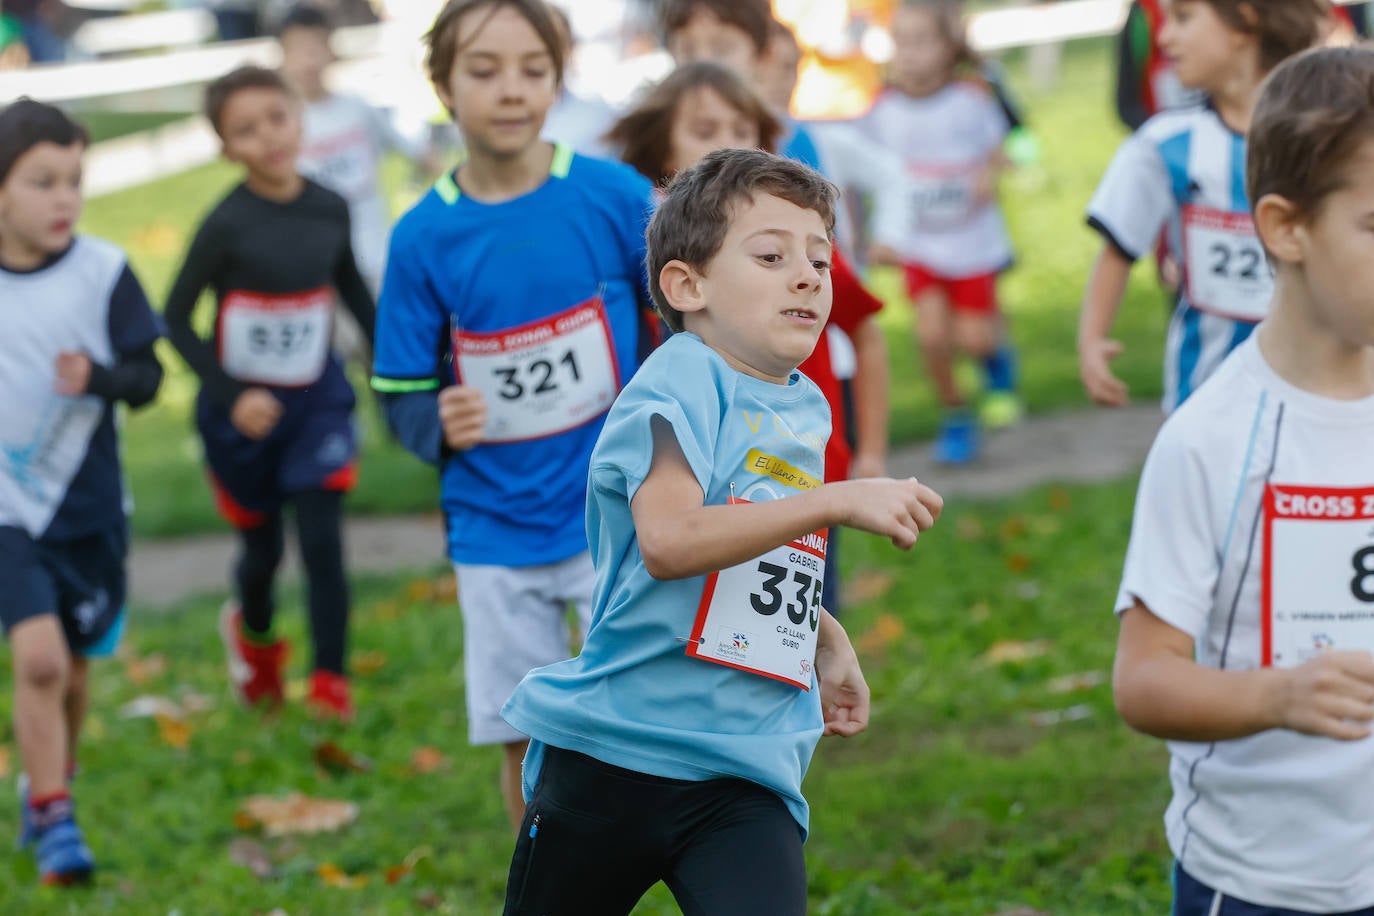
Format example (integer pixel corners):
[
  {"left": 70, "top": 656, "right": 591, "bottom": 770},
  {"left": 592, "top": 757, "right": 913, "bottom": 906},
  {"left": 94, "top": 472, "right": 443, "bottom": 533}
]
[
  {"left": 1286, "top": 142, "right": 1374, "bottom": 347},
  {"left": 667, "top": 6, "right": 760, "bottom": 78},
  {"left": 436, "top": 5, "right": 557, "bottom": 159},
  {"left": 279, "top": 25, "right": 334, "bottom": 94},
  {"left": 667, "top": 86, "right": 761, "bottom": 178},
  {"left": 1160, "top": 1, "right": 1248, "bottom": 91},
  {"left": 674, "top": 192, "right": 833, "bottom": 383},
  {"left": 219, "top": 86, "right": 302, "bottom": 186},
  {"left": 0, "top": 141, "right": 83, "bottom": 259}
]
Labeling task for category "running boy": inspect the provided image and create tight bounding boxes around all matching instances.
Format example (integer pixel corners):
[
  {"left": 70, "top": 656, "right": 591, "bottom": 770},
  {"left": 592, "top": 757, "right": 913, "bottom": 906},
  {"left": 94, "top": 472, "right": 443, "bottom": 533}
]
[
  {"left": 166, "top": 66, "right": 376, "bottom": 720},
  {"left": 371, "top": 0, "right": 655, "bottom": 831},
  {"left": 1079, "top": 0, "right": 1328, "bottom": 413},
  {"left": 501, "top": 148, "right": 943, "bottom": 915},
  {"left": 0, "top": 99, "right": 164, "bottom": 884},
  {"left": 1113, "top": 46, "right": 1374, "bottom": 913}
]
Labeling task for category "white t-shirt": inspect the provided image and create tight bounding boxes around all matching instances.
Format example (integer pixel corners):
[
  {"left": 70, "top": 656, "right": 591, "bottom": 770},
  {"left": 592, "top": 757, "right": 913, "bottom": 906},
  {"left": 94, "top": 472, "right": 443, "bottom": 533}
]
[
  {"left": 542, "top": 89, "right": 620, "bottom": 160},
  {"left": 298, "top": 93, "right": 417, "bottom": 293},
  {"left": 1117, "top": 335, "right": 1374, "bottom": 911},
  {"left": 858, "top": 82, "right": 1012, "bottom": 277}
]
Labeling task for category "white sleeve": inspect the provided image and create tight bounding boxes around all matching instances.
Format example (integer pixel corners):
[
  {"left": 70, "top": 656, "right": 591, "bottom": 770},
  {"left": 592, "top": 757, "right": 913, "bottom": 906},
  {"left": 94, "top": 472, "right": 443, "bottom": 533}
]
[
  {"left": 808, "top": 123, "right": 909, "bottom": 250},
  {"left": 1115, "top": 422, "right": 1220, "bottom": 639},
  {"left": 1086, "top": 132, "right": 1173, "bottom": 262}
]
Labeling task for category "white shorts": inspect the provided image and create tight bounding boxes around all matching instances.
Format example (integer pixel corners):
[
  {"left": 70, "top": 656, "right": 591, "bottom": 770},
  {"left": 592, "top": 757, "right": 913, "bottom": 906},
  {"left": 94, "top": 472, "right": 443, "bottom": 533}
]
[{"left": 455, "top": 551, "right": 595, "bottom": 746}]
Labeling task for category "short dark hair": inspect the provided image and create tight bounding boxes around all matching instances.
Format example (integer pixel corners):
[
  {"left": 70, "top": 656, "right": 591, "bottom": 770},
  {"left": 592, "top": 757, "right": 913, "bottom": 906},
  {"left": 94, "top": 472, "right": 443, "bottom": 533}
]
[
  {"left": 1248, "top": 47, "right": 1374, "bottom": 229},
  {"left": 276, "top": 3, "right": 333, "bottom": 37},
  {"left": 608, "top": 61, "right": 782, "bottom": 186},
  {"left": 0, "top": 98, "right": 89, "bottom": 186},
  {"left": 1200, "top": 0, "right": 1328, "bottom": 73},
  {"left": 425, "top": 0, "right": 564, "bottom": 100},
  {"left": 205, "top": 66, "right": 293, "bottom": 137},
  {"left": 659, "top": 0, "right": 772, "bottom": 56},
  {"left": 646, "top": 148, "right": 837, "bottom": 333}
]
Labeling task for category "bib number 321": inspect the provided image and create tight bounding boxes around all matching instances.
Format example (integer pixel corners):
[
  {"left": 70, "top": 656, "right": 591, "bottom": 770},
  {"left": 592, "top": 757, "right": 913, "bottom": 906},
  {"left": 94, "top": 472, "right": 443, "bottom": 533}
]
[{"left": 686, "top": 498, "right": 827, "bottom": 689}]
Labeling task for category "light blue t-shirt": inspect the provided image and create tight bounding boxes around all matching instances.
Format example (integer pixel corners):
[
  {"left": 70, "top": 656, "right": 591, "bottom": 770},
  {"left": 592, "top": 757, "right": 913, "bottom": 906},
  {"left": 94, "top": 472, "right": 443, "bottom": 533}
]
[{"left": 502, "top": 333, "right": 831, "bottom": 834}]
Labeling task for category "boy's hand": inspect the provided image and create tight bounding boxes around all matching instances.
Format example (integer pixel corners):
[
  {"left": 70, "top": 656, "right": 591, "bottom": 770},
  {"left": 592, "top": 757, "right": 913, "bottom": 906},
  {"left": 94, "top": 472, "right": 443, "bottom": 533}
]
[
  {"left": 438, "top": 385, "right": 487, "bottom": 451},
  {"left": 231, "top": 388, "right": 284, "bottom": 441},
  {"left": 1275, "top": 651, "right": 1374, "bottom": 741},
  {"left": 54, "top": 352, "right": 92, "bottom": 396},
  {"left": 835, "top": 477, "right": 942, "bottom": 550},
  {"left": 1079, "top": 337, "right": 1129, "bottom": 407},
  {"left": 816, "top": 617, "right": 870, "bottom": 737}
]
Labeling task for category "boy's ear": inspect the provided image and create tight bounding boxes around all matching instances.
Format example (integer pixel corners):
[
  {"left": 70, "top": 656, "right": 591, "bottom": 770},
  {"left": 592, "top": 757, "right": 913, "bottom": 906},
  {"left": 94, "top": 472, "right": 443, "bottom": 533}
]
[
  {"left": 1253, "top": 193, "right": 1305, "bottom": 265},
  {"left": 659, "top": 259, "right": 708, "bottom": 315},
  {"left": 433, "top": 80, "right": 456, "bottom": 118}
]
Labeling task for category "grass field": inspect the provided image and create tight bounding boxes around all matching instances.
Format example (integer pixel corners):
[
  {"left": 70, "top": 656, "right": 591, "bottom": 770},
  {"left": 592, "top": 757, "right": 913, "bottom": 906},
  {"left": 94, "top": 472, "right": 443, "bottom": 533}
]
[
  {"left": 80, "top": 36, "right": 1171, "bottom": 539},
  {"left": 0, "top": 477, "right": 1173, "bottom": 914}
]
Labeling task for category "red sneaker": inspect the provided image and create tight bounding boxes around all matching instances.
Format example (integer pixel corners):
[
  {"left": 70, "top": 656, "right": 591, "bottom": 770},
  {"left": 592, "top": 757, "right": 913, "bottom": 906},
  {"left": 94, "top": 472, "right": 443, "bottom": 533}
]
[
  {"left": 307, "top": 671, "right": 353, "bottom": 721},
  {"left": 218, "top": 603, "right": 288, "bottom": 708}
]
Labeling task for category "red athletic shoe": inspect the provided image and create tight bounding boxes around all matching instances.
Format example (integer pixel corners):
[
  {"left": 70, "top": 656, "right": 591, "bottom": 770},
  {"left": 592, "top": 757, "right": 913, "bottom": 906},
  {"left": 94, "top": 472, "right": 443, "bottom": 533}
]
[
  {"left": 307, "top": 670, "right": 353, "bottom": 721},
  {"left": 218, "top": 603, "right": 288, "bottom": 708}
]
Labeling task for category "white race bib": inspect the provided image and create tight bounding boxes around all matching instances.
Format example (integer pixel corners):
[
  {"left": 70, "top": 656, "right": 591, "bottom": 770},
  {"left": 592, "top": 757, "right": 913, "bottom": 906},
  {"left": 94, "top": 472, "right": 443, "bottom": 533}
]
[
  {"left": 1182, "top": 205, "right": 1273, "bottom": 322},
  {"left": 1262, "top": 484, "right": 1374, "bottom": 667},
  {"left": 908, "top": 162, "right": 977, "bottom": 229},
  {"left": 219, "top": 287, "right": 333, "bottom": 387},
  {"left": 301, "top": 128, "right": 375, "bottom": 203},
  {"left": 686, "top": 498, "right": 827, "bottom": 690},
  {"left": 452, "top": 296, "right": 620, "bottom": 444}
]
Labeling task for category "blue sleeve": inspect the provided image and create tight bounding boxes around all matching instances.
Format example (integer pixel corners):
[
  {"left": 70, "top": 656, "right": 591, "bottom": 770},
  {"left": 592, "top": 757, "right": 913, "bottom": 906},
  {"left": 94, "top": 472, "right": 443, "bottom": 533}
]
[
  {"left": 108, "top": 262, "right": 163, "bottom": 355},
  {"left": 371, "top": 206, "right": 449, "bottom": 392},
  {"left": 781, "top": 125, "right": 825, "bottom": 175},
  {"left": 380, "top": 390, "right": 444, "bottom": 466}
]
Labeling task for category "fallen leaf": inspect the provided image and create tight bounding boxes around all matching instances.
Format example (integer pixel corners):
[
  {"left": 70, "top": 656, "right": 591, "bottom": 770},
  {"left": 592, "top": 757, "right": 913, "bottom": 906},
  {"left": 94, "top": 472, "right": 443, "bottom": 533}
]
[
  {"left": 120, "top": 695, "right": 184, "bottom": 720},
  {"left": 1027, "top": 704, "right": 1093, "bottom": 727},
  {"left": 842, "top": 569, "right": 895, "bottom": 605},
  {"left": 1047, "top": 671, "right": 1108, "bottom": 694},
  {"left": 239, "top": 794, "right": 359, "bottom": 836},
  {"left": 856, "top": 613, "right": 906, "bottom": 655},
  {"left": 179, "top": 691, "right": 216, "bottom": 714},
  {"left": 228, "top": 838, "right": 275, "bottom": 880},
  {"left": 385, "top": 864, "right": 411, "bottom": 885},
  {"left": 353, "top": 650, "right": 388, "bottom": 676},
  {"left": 968, "top": 602, "right": 990, "bottom": 623},
  {"left": 999, "top": 516, "right": 1028, "bottom": 541},
  {"left": 955, "top": 515, "right": 985, "bottom": 541},
  {"left": 314, "top": 741, "right": 373, "bottom": 775},
  {"left": 232, "top": 811, "right": 259, "bottom": 831},
  {"left": 405, "top": 576, "right": 456, "bottom": 603},
  {"left": 317, "top": 862, "right": 368, "bottom": 889},
  {"left": 130, "top": 223, "right": 183, "bottom": 258},
  {"left": 373, "top": 600, "right": 405, "bottom": 621},
  {"left": 0, "top": 745, "right": 10, "bottom": 780},
  {"left": 1005, "top": 553, "right": 1031, "bottom": 574},
  {"left": 979, "top": 639, "right": 1052, "bottom": 666},
  {"left": 1048, "top": 488, "right": 1072, "bottom": 512},
  {"left": 156, "top": 713, "right": 193, "bottom": 749},
  {"left": 416, "top": 890, "right": 444, "bottom": 909},
  {"left": 234, "top": 749, "right": 255, "bottom": 766},
  {"left": 123, "top": 653, "right": 167, "bottom": 686},
  {"left": 410, "top": 747, "right": 448, "bottom": 775}
]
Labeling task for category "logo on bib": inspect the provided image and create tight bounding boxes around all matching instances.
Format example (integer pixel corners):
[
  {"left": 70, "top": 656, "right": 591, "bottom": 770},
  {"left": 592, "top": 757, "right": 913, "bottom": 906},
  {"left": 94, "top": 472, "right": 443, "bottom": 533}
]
[{"left": 714, "top": 629, "right": 753, "bottom": 662}]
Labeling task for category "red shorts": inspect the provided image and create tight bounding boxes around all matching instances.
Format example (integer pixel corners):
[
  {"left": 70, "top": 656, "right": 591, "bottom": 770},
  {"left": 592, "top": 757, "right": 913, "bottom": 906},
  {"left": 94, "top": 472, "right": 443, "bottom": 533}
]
[{"left": 903, "top": 264, "right": 999, "bottom": 314}]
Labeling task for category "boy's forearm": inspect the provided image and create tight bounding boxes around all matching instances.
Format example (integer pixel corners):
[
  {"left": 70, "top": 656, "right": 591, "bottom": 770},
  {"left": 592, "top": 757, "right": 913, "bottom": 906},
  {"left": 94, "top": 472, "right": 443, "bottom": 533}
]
[
  {"left": 1114, "top": 652, "right": 1286, "bottom": 742},
  {"left": 85, "top": 346, "right": 164, "bottom": 409},
  {"left": 1078, "top": 246, "right": 1132, "bottom": 346}
]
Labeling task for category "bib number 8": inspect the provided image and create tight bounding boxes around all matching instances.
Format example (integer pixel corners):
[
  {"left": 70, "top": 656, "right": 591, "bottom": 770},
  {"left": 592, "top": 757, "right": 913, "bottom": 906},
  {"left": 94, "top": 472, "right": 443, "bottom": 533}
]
[
  {"left": 491, "top": 350, "right": 582, "bottom": 401},
  {"left": 750, "top": 560, "right": 822, "bottom": 630},
  {"left": 1209, "top": 242, "right": 1262, "bottom": 283},
  {"left": 1351, "top": 546, "right": 1374, "bottom": 603}
]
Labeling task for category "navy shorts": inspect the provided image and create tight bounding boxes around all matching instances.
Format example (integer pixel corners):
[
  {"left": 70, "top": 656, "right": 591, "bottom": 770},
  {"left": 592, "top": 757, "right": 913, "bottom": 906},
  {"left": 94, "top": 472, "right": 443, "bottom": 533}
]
[
  {"left": 0, "top": 524, "right": 128, "bottom": 655},
  {"left": 1174, "top": 863, "right": 1374, "bottom": 915},
  {"left": 196, "top": 391, "right": 357, "bottom": 529}
]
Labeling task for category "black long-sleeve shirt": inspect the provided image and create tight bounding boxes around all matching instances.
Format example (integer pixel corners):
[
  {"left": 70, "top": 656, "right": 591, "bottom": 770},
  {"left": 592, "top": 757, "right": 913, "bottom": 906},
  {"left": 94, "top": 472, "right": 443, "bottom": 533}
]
[{"left": 164, "top": 180, "right": 376, "bottom": 409}]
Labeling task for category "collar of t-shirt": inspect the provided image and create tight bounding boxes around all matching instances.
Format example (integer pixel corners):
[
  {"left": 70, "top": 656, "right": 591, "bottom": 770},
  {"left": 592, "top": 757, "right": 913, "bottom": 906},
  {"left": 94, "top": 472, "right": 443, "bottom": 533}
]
[
  {"left": 0, "top": 241, "right": 73, "bottom": 276},
  {"left": 1239, "top": 334, "right": 1374, "bottom": 423}
]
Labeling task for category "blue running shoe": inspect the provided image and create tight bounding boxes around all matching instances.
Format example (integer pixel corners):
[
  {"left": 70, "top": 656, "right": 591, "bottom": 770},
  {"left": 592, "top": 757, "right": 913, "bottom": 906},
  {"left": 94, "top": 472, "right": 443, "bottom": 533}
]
[
  {"left": 35, "top": 816, "right": 94, "bottom": 886},
  {"left": 16, "top": 772, "right": 35, "bottom": 850},
  {"left": 933, "top": 413, "right": 979, "bottom": 465}
]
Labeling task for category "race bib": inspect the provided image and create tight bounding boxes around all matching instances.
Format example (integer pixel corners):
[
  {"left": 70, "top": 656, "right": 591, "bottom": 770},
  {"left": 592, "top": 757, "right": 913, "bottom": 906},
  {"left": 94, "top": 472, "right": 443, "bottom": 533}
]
[
  {"left": 452, "top": 295, "right": 620, "bottom": 444},
  {"left": 219, "top": 287, "right": 333, "bottom": 387},
  {"left": 1182, "top": 206, "right": 1273, "bottom": 322},
  {"left": 908, "top": 162, "right": 977, "bottom": 229},
  {"left": 1262, "top": 484, "right": 1374, "bottom": 667},
  {"left": 301, "top": 128, "right": 374, "bottom": 203},
  {"left": 686, "top": 498, "right": 827, "bottom": 690}
]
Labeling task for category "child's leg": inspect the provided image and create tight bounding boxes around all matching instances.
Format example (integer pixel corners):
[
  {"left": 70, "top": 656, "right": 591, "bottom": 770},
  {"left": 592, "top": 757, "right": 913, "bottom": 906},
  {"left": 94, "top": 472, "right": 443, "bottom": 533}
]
[
  {"left": 12, "top": 616, "right": 71, "bottom": 799},
  {"left": 292, "top": 489, "right": 348, "bottom": 675},
  {"left": 501, "top": 740, "right": 529, "bottom": 831},
  {"left": 911, "top": 286, "right": 962, "bottom": 409},
  {"left": 664, "top": 781, "right": 806, "bottom": 916},
  {"left": 236, "top": 510, "right": 285, "bottom": 639},
  {"left": 952, "top": 312, "right": 999, "bottom": 366},
  {"left": 63, "top": 656, "right": 88, "bottom": 779}
]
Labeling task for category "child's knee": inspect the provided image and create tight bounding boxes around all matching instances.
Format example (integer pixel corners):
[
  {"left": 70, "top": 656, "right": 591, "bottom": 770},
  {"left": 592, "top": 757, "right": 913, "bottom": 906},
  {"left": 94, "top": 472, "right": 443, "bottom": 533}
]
[
  {"left": 953, "top": 316, "right": 997, "bottom": 357},
  {"left": 14, "top": 643, "right": 71, "bottom": 691}
]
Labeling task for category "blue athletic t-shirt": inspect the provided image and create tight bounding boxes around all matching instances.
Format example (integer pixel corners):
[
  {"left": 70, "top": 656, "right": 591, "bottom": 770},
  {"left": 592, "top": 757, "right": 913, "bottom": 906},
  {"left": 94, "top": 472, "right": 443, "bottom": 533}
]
[
  {"left": 373, "top": 145, "right": 655, "bottom": 566},
  {"left": 502, "top": 333, "right": 831, "bottom": 834}
]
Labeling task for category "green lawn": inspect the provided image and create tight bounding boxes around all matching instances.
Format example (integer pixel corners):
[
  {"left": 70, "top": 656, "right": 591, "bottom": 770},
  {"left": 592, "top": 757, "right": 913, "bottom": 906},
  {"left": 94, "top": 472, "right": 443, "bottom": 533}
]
[
  {"left": 81, "top": 36, "right": 1169, "bottom": 539},
  {"left": 0, "top": 476, "right": 1172, "bottom": 914}
]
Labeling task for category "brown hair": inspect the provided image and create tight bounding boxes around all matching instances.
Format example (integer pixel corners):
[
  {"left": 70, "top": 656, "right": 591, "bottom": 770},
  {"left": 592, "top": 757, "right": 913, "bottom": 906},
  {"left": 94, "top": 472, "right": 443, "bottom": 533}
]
[
  {"left": 205, "top": 66, "right": 292, "bottom": 137},
  {"left": 658, "top": 0, "right": 773, "bottom": 55},
  {"left": 1248, "top": 46, "right": 1374, "bottom": 227},
  {"left": 425, "top": 0, "right": 565, "bottom": 98},
  {"left": 0, "top": 98, "right": 89, "bottom": 186},
  {"left": 608, "top": 61, "right": 783, "bottom": 187},
  {"left": 646, "top": 148, "right": 837, "bottom": 333},
  {"left": 1202, "top": 0, "right": 1329, "bottom": 73}
]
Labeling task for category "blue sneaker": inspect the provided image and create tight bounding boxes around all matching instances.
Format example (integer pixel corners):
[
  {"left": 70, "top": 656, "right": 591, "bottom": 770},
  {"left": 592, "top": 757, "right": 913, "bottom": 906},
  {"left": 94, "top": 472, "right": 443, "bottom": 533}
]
[
  {"left": 933, "top": 413, "right": 979, "bottom": 465},
  {"left": 35, "top": 816, "right": 94, "bottom": 886},
  {"left": 16, "top": 773, "right": 35, "bottom": 850}
]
